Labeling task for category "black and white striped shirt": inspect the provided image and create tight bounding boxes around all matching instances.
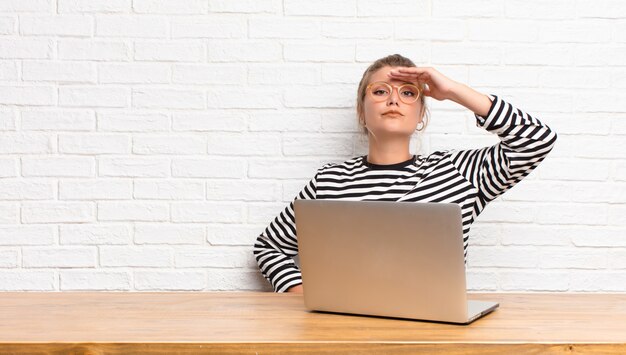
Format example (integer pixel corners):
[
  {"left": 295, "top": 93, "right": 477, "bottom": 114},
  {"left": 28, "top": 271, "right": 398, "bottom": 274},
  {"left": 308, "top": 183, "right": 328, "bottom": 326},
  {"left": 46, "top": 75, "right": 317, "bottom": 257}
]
[{"left": 254, "top": 94, "right": 558, "bottom": 293}]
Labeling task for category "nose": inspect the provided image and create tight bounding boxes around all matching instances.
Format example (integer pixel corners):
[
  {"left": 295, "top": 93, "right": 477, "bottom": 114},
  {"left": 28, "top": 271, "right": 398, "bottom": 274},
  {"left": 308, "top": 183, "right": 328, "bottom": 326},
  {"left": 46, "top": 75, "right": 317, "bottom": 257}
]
[{"left": 387, "top": 87, "right": 400, "bottom": 106}]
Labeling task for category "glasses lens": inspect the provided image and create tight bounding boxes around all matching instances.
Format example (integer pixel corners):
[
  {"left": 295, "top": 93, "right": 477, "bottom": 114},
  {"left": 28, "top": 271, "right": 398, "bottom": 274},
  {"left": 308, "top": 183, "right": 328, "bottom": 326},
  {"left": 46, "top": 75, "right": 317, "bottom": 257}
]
[
  {"left": 399, "top": 84, "right": 420, "bottom": 103},
  {"left": 369, "top": 82, "right": 391, "bottom": 101},
  {"left": 368, "top": 82, "right": 420, "bottom": 103}
]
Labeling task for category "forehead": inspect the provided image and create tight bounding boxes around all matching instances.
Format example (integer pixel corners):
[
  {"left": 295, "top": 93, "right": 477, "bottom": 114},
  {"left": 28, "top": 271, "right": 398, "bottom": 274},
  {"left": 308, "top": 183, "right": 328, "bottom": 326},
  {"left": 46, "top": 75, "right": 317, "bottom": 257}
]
[{"left": 368, "top": 66, "right": 414, "bottom": 85}]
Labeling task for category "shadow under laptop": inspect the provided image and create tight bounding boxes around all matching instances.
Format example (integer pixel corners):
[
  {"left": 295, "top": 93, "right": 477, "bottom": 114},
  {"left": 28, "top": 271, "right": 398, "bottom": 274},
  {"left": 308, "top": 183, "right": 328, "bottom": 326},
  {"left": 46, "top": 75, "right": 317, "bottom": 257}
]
[{"left": 306, "top": 309, "right": 482, "bottom": 326}]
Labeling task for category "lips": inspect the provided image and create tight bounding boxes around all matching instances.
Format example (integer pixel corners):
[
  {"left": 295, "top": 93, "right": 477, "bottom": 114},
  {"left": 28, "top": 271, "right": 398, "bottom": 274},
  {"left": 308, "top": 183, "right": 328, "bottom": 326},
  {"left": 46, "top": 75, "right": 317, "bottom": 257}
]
[{"left": 383, "top": 111, "right": 403, "bottom": 117}]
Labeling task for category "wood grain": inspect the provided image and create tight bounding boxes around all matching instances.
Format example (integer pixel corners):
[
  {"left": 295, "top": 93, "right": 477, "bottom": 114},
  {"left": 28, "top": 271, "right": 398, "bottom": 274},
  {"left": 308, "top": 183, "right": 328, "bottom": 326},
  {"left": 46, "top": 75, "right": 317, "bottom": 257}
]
[{"left": 1, "top": 292, "right": 625, "bottom": 354}]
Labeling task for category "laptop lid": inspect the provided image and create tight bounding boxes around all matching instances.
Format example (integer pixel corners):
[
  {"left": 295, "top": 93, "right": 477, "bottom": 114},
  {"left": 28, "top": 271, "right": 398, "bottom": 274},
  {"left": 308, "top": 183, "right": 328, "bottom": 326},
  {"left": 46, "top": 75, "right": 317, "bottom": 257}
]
[{"left": 294, "top": 199, "right": 474, "bottom": 324}]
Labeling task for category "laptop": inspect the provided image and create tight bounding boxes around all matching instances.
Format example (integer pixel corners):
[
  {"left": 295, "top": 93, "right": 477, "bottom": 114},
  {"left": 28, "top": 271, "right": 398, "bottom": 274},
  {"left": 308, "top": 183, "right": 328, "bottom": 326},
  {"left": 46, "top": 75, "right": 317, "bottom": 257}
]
[{"left": 293, "top": 199, "right": 499, "bottom": 325}]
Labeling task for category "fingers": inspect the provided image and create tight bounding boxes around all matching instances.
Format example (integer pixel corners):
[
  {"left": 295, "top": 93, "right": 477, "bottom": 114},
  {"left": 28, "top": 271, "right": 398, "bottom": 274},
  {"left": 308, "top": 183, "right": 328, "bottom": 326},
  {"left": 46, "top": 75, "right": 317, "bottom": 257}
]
[
  {"left": 389, "top": 67, "right": 428, "bottom": 78},
  {"left": 388, "top": 70, "right": 429, "bottom": 84},
  {"left": 389, "top": 68, "right": 416, "bottom": 76},
  {"left": 394, "top": 67, "right": 430, "bottom": 74}
]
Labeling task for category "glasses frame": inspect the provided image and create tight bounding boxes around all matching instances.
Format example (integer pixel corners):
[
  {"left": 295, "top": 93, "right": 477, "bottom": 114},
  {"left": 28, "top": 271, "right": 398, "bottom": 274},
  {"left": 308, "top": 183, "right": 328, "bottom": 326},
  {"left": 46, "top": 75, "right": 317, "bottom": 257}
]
[{"left": 366, "top": 81, "right": 422, "bottom": 104}]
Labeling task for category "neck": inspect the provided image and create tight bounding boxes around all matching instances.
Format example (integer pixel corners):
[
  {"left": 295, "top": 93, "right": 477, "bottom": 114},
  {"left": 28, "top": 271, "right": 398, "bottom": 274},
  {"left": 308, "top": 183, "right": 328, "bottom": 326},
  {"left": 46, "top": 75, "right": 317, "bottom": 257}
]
[{"left": 366, "top": 137, "right": 412, "bottom": 165}]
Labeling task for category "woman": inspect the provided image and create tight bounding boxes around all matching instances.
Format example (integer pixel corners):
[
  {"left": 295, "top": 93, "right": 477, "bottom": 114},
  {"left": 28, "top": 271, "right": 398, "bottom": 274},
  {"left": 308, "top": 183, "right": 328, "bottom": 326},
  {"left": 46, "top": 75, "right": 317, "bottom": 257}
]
[{"left": 253, "top": 54, "right": 558, "bottom": 294}]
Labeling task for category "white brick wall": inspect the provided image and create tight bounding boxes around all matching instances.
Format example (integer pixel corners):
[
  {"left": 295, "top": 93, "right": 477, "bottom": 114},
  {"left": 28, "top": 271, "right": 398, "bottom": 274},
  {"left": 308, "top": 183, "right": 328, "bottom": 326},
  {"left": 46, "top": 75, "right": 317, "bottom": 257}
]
[{"left": 0, "top": 0, "right": 624, "bottom": 293}]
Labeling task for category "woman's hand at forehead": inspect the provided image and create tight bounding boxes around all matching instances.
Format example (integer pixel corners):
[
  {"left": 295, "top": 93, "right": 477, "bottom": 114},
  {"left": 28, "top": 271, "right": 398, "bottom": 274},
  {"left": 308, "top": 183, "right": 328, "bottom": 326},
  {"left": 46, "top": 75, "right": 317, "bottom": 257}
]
[{"left": 388, "top": 66, "right": 459, "bottom": 102}]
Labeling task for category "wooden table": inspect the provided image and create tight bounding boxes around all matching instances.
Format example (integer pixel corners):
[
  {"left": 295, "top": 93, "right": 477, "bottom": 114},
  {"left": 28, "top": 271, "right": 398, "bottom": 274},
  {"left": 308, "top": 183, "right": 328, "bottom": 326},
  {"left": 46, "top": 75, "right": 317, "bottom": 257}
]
[{"left": 1, "top": 292, "right": 625, "bottom": 354}]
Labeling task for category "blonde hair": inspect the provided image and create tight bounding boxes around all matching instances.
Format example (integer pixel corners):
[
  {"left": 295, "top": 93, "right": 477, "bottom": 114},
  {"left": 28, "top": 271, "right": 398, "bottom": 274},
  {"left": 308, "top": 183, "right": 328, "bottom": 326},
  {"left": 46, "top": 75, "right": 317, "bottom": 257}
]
[{"left": 356, "top": 54, "right": 429, "bottom": 136}]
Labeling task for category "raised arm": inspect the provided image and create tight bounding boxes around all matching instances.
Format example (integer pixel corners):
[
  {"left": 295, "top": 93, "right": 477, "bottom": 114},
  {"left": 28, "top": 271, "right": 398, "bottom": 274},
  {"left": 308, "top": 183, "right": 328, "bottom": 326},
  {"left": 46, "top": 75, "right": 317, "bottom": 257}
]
[
  {"left": 448, "top": 91, "right": 558, "bottom": 207},
  {"left": 388, "top": 67, "right": 557, "bottom": 211}
]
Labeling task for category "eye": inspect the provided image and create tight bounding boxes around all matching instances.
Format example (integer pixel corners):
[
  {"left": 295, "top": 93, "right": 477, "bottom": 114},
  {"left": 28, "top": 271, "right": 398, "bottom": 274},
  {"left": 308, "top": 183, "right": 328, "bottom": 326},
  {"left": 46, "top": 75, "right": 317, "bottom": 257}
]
[
  {"left": 400, "top": 86, "right": 419, "bottom": 97},
  {"left": 372, "top": 89, "right": 389, "bottom": 96}
]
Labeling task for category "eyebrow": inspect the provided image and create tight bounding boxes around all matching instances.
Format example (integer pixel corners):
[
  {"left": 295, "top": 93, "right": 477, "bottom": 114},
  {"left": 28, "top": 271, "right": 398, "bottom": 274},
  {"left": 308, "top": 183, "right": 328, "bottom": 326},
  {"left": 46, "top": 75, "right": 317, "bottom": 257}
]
[{"left": 373, "top": 80, "right": 416, "bottom": 86}]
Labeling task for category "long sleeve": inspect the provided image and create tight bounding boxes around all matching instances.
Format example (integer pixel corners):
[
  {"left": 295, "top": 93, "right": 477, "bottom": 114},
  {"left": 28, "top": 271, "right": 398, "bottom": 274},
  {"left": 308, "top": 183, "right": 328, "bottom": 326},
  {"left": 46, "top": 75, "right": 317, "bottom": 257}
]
[
  {"left": 449, "top": 94, "right": 558, "bottom": 214},
  {"left": 253, "top": 170, "right": 320, "bottom": 293}
]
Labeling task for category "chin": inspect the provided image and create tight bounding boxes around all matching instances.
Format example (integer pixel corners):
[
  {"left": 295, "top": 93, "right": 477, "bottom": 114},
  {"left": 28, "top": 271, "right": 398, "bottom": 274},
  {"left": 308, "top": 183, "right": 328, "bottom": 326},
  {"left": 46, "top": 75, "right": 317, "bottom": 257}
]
[{"left": 370, "top": 128, "right": 414, "bottom": 137}]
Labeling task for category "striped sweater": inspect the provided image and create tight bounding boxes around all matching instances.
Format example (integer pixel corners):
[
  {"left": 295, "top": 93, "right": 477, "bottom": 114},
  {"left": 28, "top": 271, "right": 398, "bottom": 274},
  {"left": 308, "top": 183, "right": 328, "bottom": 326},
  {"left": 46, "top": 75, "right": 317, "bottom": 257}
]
[{"left": 253, "top": 94, "right": 558, "bottom": 293}]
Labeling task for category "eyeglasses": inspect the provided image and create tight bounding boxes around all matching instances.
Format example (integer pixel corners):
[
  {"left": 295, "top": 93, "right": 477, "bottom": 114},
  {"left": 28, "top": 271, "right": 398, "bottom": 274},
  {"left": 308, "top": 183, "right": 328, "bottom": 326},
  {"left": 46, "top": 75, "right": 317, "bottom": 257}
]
[{"left": 366, "top": 81, "right": 421, "bottom": 104}]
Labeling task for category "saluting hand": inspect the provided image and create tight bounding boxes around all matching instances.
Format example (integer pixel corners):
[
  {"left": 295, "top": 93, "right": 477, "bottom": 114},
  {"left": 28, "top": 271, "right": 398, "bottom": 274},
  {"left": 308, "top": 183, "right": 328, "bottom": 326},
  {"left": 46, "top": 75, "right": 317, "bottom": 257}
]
[{"left": 387, "top": 66, "right": 459, "bottom": 102}]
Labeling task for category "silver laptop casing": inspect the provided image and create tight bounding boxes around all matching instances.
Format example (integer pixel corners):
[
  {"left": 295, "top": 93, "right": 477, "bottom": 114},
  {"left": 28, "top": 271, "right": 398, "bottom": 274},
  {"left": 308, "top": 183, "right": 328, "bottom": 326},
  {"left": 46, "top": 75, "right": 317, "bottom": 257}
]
[{"left": 294, "top": 199, "right": 498, "bottom": 325}]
